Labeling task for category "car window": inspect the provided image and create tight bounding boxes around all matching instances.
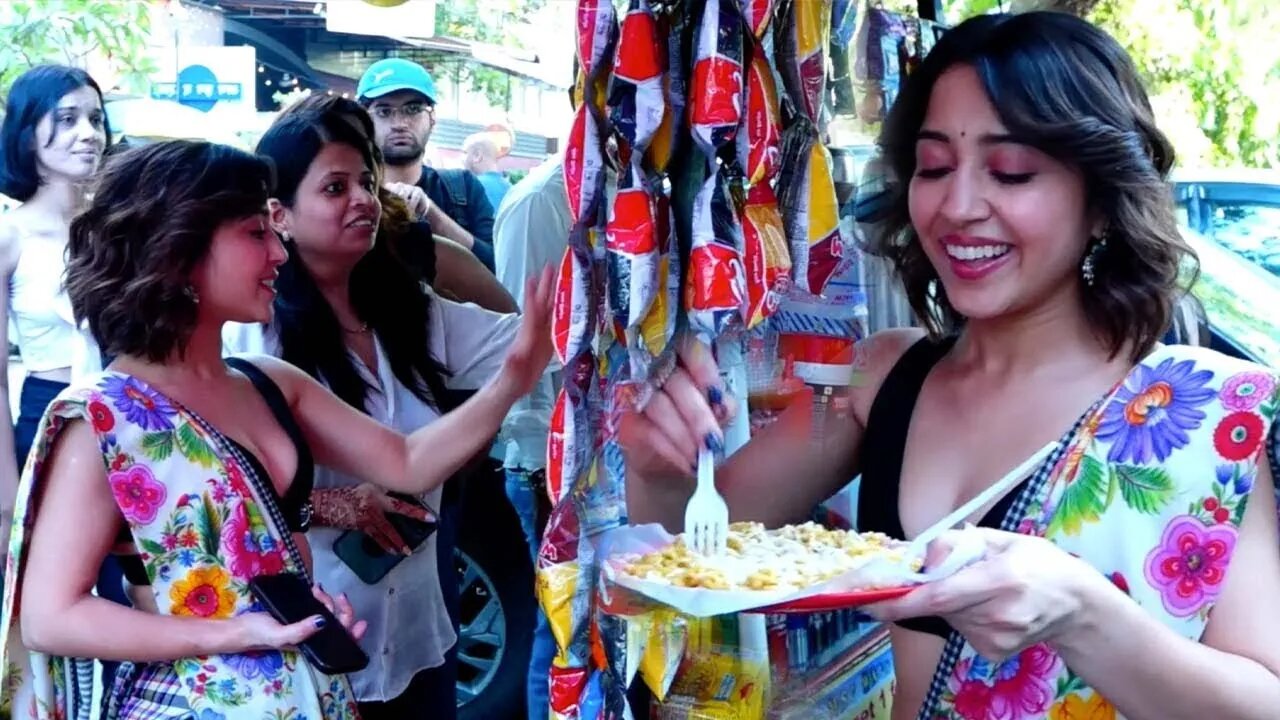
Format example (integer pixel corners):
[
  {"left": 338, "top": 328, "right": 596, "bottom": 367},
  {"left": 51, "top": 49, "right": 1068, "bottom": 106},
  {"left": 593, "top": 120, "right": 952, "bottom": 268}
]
[
  {"left": 1180, "top": 195, "right": 1280, "bottom": 366},
  {"left": 1206, "top": 203, "right": 1280, "bottom": 279}
]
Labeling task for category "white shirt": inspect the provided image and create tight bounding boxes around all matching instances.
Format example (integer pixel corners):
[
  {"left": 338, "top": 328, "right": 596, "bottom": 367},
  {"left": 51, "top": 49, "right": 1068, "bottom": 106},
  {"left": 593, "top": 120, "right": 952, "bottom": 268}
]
[
  {"left": 223, "top": 290, "right": 539, "bottom": 701},
  {"left": 6, "top": 232, "right": 100, "bottom": 378},
  {"left": 494, "top": 158, "right": 571, "bottom": 468}
]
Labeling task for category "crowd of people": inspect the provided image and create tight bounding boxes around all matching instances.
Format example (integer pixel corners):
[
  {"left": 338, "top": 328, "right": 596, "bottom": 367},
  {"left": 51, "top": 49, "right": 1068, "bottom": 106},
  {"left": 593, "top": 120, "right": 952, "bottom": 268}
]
[{"left": 0, "top": 10, "right": 1276, "bottom": 720}]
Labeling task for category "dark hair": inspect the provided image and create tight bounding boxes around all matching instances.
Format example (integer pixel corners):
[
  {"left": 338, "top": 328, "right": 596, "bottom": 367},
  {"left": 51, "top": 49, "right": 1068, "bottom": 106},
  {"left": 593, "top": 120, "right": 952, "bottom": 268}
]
[
  {"left": 0, "top": 65, "right": 111, "bottom": 201},
  {"left": 256, "top": 94, "right": 449, "bottom": 413},
  {"left": 67, "top": 140, "right": 272, "bottom": 362},
  {"left": 873, "top": 12, "right": 1193, "bottom": 361}
]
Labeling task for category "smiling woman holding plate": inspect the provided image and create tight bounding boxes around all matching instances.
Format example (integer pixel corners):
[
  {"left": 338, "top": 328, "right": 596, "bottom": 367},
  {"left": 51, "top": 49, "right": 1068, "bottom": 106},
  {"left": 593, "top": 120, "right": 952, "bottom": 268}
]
[{"left": 619, "top": 12, "right": 1280, "bottom": 720}]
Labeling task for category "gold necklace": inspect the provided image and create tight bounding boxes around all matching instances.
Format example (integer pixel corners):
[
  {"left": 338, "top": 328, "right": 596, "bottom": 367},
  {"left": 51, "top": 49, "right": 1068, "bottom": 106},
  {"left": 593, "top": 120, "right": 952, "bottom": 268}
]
[{"left": 341, "top": 322, "right": 372, "bottom": 335}]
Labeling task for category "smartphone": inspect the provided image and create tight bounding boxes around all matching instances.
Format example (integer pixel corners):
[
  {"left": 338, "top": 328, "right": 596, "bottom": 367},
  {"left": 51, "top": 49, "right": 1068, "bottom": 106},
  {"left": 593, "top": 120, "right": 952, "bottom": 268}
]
[
  {"left": 332, "top": 492, "right": 437, "bottom": 585},
  {"left": 248, "top": 572, "right": 369, "bottom": 675}
]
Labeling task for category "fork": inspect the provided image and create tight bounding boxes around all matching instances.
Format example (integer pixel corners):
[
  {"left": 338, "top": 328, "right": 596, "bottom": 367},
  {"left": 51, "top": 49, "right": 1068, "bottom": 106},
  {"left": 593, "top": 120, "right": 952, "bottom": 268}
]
[
  {"left": 907, "top": 441, "right": 1059, "bottom": 554},
  {"left": 684, "top": 446, "right": 729, "bottom": 555}
]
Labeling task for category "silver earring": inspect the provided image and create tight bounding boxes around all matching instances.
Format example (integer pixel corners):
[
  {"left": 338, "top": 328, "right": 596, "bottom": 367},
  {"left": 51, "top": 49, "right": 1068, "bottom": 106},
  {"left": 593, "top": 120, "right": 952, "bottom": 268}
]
[
  {"left": 184, "top": 286, "right": 200, "bottom": 305},
  {"left": 1082, "top": 235, "right": 1108, "bottom": 287}
]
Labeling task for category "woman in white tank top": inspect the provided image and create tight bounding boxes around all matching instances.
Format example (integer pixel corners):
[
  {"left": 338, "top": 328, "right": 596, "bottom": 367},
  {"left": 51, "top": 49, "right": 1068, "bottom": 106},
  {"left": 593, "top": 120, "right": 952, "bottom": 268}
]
[{"left": 0, "top": 65, "right": 109, "bottom": 562}]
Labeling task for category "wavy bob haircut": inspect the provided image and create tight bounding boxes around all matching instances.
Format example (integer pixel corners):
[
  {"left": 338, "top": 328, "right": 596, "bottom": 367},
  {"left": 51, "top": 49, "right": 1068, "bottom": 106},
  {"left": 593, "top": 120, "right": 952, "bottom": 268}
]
[
  {"left": 67, "top": 140, "right": 273, "bottom": 361},
  {"left": 872, "top": 11, "right": 1194, "bottom": 361}
]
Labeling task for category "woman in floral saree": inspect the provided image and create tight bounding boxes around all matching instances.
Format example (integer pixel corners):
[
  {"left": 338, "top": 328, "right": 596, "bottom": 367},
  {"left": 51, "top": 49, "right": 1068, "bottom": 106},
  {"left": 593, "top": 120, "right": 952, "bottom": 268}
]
[
  {"left": 619, "top": 12, "right": 1280, "bottom": 720},
  {"left": 0, "top": 140, "right": 553, "bottom": 719}
]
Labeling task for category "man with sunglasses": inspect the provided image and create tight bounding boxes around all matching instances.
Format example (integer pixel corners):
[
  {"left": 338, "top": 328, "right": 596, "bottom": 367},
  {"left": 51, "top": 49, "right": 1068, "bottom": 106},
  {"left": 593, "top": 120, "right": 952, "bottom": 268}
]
[{"left": 357, "top": 58, "right": 496, "bottom": 270}]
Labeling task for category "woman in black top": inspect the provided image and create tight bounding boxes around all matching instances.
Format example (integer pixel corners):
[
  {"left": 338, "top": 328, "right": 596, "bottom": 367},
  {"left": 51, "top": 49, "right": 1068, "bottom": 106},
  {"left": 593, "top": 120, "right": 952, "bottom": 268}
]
[{"left": 618, "top": 12, "right": 1280, "bottom": 720}]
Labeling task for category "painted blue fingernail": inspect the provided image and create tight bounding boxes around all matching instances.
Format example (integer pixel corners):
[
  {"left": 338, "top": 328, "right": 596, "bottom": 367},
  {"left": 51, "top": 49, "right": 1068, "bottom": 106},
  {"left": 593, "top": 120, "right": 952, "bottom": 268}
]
[
  {"left": 314, "top": 617, "right": 327, "bottom": 628},
  {"left": 707, "top": 386, "right": 724, "bottom": 407},
  {"left": 704, "top": 433, "right": 724, "bottom": 454}
]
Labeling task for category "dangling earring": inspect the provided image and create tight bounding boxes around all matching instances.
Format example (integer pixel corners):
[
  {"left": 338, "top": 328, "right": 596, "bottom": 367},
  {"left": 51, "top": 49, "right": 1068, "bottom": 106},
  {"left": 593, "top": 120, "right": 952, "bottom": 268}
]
[
  {"left": 184, "top": 285, "right": 200, "bottom": 305},
  {"left": 1082, "top": 233, "right": 1109, "bottom": 287}
]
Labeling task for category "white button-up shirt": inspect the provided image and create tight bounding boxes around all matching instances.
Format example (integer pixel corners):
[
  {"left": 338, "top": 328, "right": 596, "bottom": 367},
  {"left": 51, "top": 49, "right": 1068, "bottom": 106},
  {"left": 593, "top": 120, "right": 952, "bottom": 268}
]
[{"left": 224, "top": 289, "right": 546, "bottom": 701}]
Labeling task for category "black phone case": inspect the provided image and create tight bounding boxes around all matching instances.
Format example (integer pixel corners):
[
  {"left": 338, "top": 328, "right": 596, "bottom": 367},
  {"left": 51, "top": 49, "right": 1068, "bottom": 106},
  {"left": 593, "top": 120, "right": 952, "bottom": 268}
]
[
  {"left": 248, "top": 573, "right": 370, "bottom": 675},
  {"left": 332, "top": 492, "right": 438, "bottom": 585}
]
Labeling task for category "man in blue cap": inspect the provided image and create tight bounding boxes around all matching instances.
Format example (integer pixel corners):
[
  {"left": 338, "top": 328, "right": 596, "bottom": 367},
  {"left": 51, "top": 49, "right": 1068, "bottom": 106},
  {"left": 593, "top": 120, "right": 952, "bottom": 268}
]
[{"left": 357, "top": 58, "right": 495, "bottom": 271}]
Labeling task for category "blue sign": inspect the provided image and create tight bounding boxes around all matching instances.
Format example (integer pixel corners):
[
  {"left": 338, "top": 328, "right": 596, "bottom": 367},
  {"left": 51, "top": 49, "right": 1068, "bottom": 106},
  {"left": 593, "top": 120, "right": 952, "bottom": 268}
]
[{"left": 150, "top": 64, "right": 242, "bottom": 112}]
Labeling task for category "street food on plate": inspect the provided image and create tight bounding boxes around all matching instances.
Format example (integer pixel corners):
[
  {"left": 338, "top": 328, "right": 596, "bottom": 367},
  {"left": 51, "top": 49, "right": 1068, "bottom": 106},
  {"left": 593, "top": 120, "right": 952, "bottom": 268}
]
[{"left": 617, "top": 522, "right": 921, "bottom": 591}]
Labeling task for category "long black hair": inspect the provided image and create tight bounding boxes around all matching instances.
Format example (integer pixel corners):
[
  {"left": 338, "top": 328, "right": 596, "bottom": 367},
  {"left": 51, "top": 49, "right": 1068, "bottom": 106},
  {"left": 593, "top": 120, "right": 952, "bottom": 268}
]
[
  {"left": 0, "top": 65, "right": 111, "bottom": 201},
  {"left": 872, "top": 11, "right": 1191, "bottom": 361},
  {"left": 255, "top": 95, "right": 450, "bottom": 412}
]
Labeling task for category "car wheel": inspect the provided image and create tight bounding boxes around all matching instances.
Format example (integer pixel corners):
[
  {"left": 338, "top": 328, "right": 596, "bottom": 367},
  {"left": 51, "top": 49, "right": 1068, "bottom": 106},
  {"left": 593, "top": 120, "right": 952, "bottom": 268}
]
[{"left": 455, "top": 468, "right": 536, "bottom": 720}]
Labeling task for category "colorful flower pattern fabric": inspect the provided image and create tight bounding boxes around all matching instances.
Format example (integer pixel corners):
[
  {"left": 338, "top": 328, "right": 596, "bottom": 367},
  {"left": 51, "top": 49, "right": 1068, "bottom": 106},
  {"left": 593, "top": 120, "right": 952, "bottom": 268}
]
[
  {"left": 924, "top": 346, "right": 1280, "bottom": 720},
  {"left": 0, "top": 372, "right": 361, "bottom": 719}
]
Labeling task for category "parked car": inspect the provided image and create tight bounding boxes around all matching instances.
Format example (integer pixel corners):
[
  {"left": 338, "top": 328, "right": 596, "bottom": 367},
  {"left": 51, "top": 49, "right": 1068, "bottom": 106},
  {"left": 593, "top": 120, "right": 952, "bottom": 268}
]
[{"left": 1173, "top": 170, "right": 1280, "bottom": 367}]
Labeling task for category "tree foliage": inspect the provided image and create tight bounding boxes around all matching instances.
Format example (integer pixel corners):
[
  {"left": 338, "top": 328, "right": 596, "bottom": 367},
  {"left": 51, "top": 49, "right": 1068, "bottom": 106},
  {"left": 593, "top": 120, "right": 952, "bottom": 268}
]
[
  {"left": 944, "top": 0, "right": 1278, "bottom": 168},
  {"left": 0, "top": 0, "right": 157, "bottom": 111},
  {"left": 426, "top": 0, "right": 548, "bottom": 110}
]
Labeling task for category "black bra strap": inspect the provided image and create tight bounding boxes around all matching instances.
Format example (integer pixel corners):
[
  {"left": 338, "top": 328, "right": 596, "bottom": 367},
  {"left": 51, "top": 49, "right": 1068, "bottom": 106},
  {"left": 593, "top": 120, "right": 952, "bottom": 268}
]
[
  {"left": 857, "top": 336, "right": 956, "bottom": 539},
  {"left": 225, "top": 357, "right": 314, "bottom": 491}
]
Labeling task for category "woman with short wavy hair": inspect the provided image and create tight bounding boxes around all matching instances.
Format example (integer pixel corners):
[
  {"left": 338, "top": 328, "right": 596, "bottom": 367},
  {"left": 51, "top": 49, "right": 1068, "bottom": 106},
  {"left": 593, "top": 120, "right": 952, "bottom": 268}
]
[
  {"left": 620, "top": 12, "right": 1280, "bottom": 719},
  {"left": 0, "top": 139, "right": 553, "bottom": 719}
]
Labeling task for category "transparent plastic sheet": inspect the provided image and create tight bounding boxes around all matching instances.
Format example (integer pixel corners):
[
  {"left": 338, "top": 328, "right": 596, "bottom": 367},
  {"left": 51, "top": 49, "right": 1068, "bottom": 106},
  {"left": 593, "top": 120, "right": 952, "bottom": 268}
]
[{"left": 651, "top": 618, "right": 771, "bottom": 720}]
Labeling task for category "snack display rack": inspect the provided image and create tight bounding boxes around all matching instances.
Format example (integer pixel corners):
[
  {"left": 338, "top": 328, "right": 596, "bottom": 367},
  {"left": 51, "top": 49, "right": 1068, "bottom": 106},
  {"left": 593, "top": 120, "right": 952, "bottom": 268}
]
[{"left": 538, "top": 2, "right": 943, "bottom": 717}]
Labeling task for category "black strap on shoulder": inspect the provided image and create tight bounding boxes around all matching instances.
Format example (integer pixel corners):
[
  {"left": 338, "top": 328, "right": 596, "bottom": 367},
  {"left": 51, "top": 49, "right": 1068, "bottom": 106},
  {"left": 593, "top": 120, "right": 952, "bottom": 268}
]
[
  {"left": 225, "top": 357, "right": 315, "bottom": 490},
  {"left": 856, "top": 336, "right": 955, "bottom": 538}
]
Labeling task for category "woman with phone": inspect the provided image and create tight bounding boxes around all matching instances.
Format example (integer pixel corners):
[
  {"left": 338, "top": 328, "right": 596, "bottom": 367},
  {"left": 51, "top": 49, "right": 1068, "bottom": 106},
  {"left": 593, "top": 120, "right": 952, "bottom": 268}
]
[
  {"left": 226, "top": 94, "right": 550, "bottom": 718},
  {"left": 0, "top": 140, "right": 553, "bottom": 719}
]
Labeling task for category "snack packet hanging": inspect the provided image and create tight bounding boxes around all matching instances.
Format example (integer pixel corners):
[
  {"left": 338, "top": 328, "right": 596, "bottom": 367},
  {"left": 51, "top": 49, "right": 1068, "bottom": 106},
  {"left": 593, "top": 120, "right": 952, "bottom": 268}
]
[
  {"left": 775, "top": 0, "right": 831, "bottom": 124},
  {"left": 690, "top": 0, "right": 744, "bottom": 156},
  {"left": 636, "top": 193, "right": 679, "bottom": 359},
  {"left": 740, "top": 182, "right": 790, "bottom": 328},
  {"left": 547, "top": 350, "right": 599, "bottom": 504},
  {"left": 577, "top": 0, "right": 618, "bottom": 81},
  {"left": 853, "top": 6, "right": 908, "bottom": 124},
  {"left": 739, "top": 0, "right": 778, "bottom": 40},
  {"left": 552, "top": 241, "right": 598, "bottom": 365},
  {"left": 609, "top": 0, "right": 665, "bottom": 157},
  {"left": 686, "top": 172, "right": 747, "bottom": 340},
  {"left": 565, "top": 105, "right": 607, "bottom": 228},
  {"left": 606, "top": 185, "right": 660, "bottom": 340},
  {"left": 776, "top": 124, "right": 844, "bottom": 296},
  {"left": 736, "top": 49, "right": 782, "bottom": 187}
]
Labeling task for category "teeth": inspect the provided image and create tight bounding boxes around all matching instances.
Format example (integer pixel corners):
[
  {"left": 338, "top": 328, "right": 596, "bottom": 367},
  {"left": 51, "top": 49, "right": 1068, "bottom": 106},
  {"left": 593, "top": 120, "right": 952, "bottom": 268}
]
[{"left": 945, "top": 244, "right": 1009, "bottom": 261}]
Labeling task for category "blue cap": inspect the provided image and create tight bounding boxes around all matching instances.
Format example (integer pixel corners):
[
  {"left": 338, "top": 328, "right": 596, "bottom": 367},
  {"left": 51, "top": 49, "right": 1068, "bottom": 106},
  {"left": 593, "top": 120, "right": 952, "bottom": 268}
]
[{"left": 357, "top": 59, "right": 438, "bottom": 104}]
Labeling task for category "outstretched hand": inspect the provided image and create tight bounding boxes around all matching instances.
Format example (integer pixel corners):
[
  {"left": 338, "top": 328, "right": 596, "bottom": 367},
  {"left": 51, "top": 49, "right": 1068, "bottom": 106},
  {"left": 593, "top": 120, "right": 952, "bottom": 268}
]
[{"left": 495, "top": 264, "right": 556, "bottom": 402}]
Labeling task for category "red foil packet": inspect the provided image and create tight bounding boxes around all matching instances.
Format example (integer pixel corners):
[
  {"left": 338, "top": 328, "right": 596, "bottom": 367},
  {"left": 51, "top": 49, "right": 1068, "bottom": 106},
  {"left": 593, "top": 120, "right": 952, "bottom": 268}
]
[
  {"left": 689, "top": 0, "right": 744, "bottom": 157},
  {"left": 685, "top": 173, "right": 747, "bottom": 339},
  {"left": 739, "top": 0, "right": 778, "bottom": 40},
  {"left": 737, "top": 49, "right": 782, "bottom": 187}
]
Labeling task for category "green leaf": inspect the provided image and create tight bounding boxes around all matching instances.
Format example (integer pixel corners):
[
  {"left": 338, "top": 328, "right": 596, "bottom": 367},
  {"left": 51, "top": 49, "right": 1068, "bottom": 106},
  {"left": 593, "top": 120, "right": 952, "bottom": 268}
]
[
  {"left": 139, "top": 538, "right": 166, "bottom": 558},
  {"left": 1047, "top": 455, "right": 1110, "bottom": 537},
  {"left": 175, "top": 423, "right": 218, "bottom": 468},
  {"left": 200, "top": 495, "right": 221, "bottom": 555},
  {"left": 139, "top": 431, "right": 174, "bottom": 461},
  {"left": 1115, "top": 465, "right": 1176, "bottom": 514}
]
